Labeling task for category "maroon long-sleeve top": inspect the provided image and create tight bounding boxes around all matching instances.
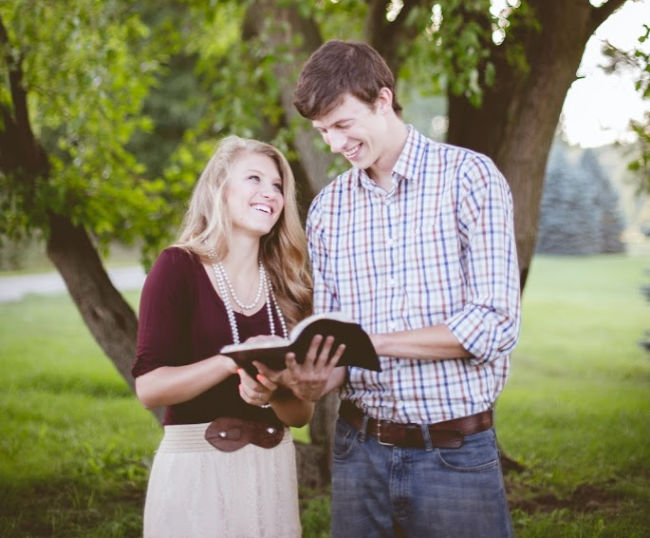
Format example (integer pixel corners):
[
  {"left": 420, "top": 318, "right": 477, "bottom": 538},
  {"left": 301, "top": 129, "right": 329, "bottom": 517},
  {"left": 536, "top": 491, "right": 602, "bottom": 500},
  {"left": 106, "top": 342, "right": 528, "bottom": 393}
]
[{"left": 132, "top": 247, "right": 282, "bottom": 426}]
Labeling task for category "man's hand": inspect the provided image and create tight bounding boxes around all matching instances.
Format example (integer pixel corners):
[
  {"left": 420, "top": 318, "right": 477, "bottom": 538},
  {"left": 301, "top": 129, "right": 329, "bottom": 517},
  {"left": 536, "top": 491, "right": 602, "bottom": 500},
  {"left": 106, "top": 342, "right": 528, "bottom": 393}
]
[{"left": 254, "top": 334, "right": 346, "bottom": 401}]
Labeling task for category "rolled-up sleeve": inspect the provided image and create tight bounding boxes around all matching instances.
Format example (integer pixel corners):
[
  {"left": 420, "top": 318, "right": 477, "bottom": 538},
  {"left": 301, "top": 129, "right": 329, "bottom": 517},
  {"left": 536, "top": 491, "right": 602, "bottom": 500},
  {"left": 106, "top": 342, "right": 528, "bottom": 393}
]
[{"left": 445, "top": 156, "right": 521, "bottom": 365}]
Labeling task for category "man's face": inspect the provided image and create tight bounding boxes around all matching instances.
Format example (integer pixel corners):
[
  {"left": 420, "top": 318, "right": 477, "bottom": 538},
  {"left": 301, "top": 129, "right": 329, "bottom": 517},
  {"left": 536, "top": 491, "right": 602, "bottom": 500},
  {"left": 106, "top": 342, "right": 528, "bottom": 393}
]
[{"left": 312, "top": 93, "right": 391, "bottom": 172}]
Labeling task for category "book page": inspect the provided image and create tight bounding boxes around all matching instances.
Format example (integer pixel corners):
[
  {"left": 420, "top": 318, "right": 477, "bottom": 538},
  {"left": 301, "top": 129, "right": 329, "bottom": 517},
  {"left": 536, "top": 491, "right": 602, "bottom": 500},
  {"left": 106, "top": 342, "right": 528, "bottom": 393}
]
[{"left": 289, "top": 311, "right": 353, "bottom": 340}]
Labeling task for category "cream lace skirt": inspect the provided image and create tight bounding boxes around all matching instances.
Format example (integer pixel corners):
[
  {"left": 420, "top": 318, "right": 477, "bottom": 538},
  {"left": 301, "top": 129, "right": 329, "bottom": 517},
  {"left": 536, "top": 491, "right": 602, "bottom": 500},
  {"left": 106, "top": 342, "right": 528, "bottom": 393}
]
[{"left": 143, "top": 422, "right": 301, "bottom": 538}]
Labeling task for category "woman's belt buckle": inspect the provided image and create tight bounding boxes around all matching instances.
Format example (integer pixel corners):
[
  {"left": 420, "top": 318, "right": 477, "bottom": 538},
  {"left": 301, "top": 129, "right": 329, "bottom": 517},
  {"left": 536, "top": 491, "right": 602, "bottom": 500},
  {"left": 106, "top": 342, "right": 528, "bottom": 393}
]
[{"left": 205, "top": 417, "right": 283, "bottom": 452}]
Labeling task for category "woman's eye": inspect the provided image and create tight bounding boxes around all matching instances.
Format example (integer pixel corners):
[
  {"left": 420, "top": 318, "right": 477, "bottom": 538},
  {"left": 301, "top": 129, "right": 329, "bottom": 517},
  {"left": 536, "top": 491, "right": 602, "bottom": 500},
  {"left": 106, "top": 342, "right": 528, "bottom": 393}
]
[
  {"left": 247, "top": 175, "right": 261, "bottom": 182},
  {"left": 273, "top": 183, "right": 283, "bottom": 193}
]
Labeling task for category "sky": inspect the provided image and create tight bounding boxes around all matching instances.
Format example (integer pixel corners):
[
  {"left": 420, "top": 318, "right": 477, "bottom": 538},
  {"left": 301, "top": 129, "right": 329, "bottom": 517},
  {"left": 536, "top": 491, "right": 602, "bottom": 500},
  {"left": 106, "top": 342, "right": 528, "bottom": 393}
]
[{"left": 561, "top": 0, "right": 650, "bottom": 148}]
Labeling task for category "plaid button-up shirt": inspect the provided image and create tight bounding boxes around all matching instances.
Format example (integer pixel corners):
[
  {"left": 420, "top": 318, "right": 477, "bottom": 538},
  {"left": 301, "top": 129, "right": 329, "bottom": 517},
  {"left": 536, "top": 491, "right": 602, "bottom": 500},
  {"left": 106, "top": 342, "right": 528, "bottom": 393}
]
[{"left": 306, "top": 126, "right": 521, "bottom": 423}]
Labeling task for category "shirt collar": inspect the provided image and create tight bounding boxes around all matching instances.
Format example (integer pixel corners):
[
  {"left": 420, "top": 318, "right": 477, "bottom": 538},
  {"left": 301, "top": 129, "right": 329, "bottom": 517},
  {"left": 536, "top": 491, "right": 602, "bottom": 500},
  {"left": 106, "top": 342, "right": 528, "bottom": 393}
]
[
  {"left": 354, "top": 124, "right": 427, "bottom": 190},
  {"left": 392, "top": 124, "right": 427, "bottom": 183}
]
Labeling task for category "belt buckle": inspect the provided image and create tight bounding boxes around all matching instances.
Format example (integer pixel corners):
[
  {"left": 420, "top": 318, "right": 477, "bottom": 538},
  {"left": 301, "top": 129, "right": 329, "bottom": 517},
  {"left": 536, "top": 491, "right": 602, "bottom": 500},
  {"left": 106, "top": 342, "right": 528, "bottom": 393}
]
[{"left": 376, "top": 419, "right": 395, "bottom": 446}]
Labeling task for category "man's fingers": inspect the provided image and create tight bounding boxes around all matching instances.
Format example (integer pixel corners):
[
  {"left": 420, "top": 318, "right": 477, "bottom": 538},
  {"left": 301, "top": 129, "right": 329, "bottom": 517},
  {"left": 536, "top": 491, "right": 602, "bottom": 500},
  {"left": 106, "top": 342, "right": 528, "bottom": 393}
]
[
  {"left": 285, "top": 352, "right": 298, "bottom": 370},
  {"left": 306, "top": 334, "right": 327, "bottom": 365},
  {"left": 316, "top": 335, "right": 336, "bottom": 363},
  {"left": 328, "top": 343, "right": 346, "bottom": 367}
]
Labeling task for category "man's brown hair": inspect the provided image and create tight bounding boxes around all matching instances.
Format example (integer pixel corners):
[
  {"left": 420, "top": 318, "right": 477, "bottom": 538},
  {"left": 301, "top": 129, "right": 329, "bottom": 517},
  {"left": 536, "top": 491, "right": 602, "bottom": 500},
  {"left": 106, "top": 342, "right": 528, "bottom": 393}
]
[{"left": 293, "top": 40, "right": 402, "bottom": 120}]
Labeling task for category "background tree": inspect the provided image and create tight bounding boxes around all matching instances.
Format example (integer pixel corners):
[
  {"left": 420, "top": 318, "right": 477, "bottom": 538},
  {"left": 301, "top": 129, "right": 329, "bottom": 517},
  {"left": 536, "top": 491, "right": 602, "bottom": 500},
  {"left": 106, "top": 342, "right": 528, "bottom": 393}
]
[
  {"left": 536, "top": 143, "right": 625, "bottom": 255},
  {"left": 582, "top": 149, "right": 627, "bottom": 253},
  {"left": 0, "top": 0, "right": 642, "bottom": 487}
]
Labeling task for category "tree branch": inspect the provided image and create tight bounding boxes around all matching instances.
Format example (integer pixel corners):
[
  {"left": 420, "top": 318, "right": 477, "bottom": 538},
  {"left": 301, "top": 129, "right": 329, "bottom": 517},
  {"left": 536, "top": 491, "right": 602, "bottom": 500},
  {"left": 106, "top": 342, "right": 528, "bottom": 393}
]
[
  {"left": 243, "top": 0, "right": 333, "bottom": 195},
  {"left": 0, "top": 14, "right": 48, "bottom": 177},
  {"left": 0, "top": 15, "right": 17, "bottom": 153},
  {"left": 364, "top": 0, "right": 391, "bottom": 45},
  {"left": 0, "top": 17, "right": 32, "bottom": 150},
  {"left": 589, "top": 0, "right": 629, "bottom": 32},
  {"left": 0, "top": 102, "right": 18, "bottom": 172},
  {"left": 0, "top": 14, "right": 8, "bottom": 47},
  {"left": 365, "top": 0, "right": 431, "bottom": 75}
]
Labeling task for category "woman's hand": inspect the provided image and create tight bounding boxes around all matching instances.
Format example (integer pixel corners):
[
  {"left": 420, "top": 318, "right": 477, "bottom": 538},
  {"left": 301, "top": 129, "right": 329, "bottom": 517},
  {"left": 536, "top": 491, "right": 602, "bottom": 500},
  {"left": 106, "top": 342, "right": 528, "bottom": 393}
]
[{"left": 237, "top": 367, "right": 278, "bottom": 407}]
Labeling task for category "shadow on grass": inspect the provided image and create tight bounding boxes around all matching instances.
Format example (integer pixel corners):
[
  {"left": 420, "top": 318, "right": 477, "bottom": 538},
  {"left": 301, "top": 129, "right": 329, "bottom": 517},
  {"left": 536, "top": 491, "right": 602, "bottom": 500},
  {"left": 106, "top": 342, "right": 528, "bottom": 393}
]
[
  {"left": 0, "top": 478, "right": 145, "bottom": 538},
  {"left": 508, "top": 477, "right": 624, "bottom": 514},
  {"left": 505, "top": 470, "right": 650, "bottom": 536}
]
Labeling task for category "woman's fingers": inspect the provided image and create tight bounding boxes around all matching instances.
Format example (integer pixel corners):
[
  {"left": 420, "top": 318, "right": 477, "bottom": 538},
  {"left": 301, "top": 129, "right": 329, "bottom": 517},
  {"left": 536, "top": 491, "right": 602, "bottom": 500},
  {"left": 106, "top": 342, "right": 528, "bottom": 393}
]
[
  {"left": 237, "top": 368, "right": 274, "bottom": 406},
  {"left": 255, "top": 373, "right": 278, "bottom": 392},
  {"left": 253, "top": 361, "right": 283, "bottom": 383},
  {"left": 239, "top": 383, "right": 270, "bottom": 406}
]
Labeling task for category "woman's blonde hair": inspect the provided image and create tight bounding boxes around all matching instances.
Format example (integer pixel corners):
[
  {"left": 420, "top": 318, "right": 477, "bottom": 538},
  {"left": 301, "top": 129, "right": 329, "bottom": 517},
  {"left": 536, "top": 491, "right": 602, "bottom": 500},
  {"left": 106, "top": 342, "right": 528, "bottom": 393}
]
[{"left": 175, "top": 136, "right": 312, "bottom": 326}]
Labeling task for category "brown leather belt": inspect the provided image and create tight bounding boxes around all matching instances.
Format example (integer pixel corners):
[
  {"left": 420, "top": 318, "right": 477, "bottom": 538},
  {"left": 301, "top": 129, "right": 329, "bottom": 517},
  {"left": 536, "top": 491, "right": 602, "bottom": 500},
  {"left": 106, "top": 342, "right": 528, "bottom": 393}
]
[
  {"left": 204, "top": 417, "right": 284, "bottom": 452},
  {"left": 339, "top": 400, "right": 493, "bottom": 449}
]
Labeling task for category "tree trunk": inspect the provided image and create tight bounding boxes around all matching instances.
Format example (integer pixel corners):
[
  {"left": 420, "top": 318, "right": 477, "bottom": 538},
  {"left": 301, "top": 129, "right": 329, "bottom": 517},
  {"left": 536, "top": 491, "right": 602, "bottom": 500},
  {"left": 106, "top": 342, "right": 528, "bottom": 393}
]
[
  {"left": 45, "top": 214, "right": 139, "bottom": 390},
  {"left": 447, "top": 0, "right": 627, "bottom": 289},
  {"left": 243, "top": 0, "right": 334, "bottom": 199}
]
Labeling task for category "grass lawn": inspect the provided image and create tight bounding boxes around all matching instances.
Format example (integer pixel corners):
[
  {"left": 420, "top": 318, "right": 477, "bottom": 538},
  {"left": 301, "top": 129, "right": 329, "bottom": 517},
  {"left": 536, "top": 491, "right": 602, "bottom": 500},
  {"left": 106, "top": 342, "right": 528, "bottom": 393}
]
[
  {"left": 0, "top": 254, "right": 649, "bottom": 537},
  {"left": 497, "top": 255, "right": 650, "bottom": 537}
]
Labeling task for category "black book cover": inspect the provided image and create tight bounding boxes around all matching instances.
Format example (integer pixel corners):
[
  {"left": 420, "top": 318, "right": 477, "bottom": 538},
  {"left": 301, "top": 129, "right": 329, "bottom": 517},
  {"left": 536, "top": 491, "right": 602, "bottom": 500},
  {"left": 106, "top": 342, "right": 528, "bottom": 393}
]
[{"left": 220, "top": 314, "right": 380, "bottom": 376}]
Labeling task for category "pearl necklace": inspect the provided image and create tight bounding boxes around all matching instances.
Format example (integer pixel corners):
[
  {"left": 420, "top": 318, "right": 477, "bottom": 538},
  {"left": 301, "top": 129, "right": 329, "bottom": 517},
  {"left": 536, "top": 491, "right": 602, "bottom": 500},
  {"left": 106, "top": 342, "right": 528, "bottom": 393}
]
[
  {"left": 210, "top": 256, "right": 288, "bottom": 345},
  {"left": 214, "top": 261, "right": 264, "bottom": 311}
]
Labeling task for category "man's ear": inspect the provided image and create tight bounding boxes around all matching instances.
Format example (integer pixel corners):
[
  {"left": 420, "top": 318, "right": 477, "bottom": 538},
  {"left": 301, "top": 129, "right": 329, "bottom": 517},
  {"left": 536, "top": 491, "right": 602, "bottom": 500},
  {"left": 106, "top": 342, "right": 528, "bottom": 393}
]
[{"left": 375, "top": 87, "right": 394, "bottom": 114}]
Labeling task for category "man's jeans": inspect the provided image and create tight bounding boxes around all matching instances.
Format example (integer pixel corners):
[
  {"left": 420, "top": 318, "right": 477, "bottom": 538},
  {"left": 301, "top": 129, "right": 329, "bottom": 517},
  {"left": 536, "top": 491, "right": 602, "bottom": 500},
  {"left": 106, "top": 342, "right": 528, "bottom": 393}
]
[{"left": 331, "top": 416, "right": 513, "bottom": 538}]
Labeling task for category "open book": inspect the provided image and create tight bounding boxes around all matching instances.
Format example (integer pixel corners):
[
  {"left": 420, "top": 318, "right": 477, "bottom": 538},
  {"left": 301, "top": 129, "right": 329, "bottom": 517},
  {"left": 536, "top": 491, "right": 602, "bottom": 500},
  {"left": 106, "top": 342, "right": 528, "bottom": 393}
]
[{"left": 220, "top": 312, "right": 380, "bottom": 375}]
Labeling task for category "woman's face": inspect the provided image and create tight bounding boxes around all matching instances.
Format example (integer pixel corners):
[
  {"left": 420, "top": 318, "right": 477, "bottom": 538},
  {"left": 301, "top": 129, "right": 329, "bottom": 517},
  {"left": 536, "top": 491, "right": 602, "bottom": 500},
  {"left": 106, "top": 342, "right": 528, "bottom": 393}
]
[{"left": 224, "top": 151, "right": 285, "bottom": 240}]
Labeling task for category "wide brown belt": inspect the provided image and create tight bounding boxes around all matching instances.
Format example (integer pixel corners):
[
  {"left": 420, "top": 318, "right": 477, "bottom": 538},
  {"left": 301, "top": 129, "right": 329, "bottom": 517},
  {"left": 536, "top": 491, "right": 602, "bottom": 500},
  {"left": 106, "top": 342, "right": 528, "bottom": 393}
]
[
  {"left": 204, "top": 416, "right": 284, "bottom": 452},
  {"left": 339, "top": 400, "right": 493, "bottom": 449}
]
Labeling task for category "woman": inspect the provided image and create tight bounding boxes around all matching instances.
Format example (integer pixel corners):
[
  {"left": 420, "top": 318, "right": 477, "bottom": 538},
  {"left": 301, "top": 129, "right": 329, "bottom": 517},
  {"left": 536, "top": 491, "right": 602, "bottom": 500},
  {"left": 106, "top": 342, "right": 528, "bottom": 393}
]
[{"left": 132, "top": 136, "right": 337, "bottom": 537}]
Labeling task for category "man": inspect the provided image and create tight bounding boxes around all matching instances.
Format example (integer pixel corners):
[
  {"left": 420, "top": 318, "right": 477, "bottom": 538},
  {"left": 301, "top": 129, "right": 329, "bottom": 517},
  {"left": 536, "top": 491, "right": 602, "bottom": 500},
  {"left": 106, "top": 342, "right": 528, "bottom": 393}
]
[{"left": 289, "top": 40, "right": 521, "bottom": 537}]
